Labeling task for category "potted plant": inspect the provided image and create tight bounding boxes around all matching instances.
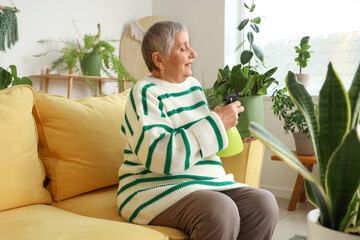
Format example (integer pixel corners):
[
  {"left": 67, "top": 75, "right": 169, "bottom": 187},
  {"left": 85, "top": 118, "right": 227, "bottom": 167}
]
[
  {"left": 294, "top": 36, "right": 313, "bottom": 88},
  {"left": 211, "top": 0, "right": 278, "bottom": 137},
  {"left": 35, "top": 23, "right": 136, "bottom": 92},
  {"left": 271, "top": 86, "right": 314, "bottom": 155},
  {"left": 249, "top": 62, "right": 360, "bottom": 239},
  {"left": 0, "top": 65, "right": 32, "bottom": 90}
]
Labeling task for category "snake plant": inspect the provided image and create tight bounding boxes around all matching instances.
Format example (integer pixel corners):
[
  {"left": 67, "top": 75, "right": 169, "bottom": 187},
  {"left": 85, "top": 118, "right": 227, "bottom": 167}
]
[{"left": 249, "top": 62, "right": 360, "bottom": 235}]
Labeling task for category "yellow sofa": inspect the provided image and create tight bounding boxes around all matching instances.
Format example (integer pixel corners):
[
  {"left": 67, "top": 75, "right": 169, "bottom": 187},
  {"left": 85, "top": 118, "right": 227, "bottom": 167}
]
[{"left": 0, "top": 85, "right": 264, "bottom": 240}]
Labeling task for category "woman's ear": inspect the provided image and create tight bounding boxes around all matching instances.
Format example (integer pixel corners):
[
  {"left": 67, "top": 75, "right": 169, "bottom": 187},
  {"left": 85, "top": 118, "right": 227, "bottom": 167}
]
[{"left": 152, "top": 52, "right": 164, "bottom": 70}]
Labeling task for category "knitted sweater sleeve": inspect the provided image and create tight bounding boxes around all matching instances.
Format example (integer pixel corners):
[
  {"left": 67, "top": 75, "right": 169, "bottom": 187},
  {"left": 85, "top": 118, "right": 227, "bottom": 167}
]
[{"left": 121, "top": 82, "right": 228, "bottom": 175}]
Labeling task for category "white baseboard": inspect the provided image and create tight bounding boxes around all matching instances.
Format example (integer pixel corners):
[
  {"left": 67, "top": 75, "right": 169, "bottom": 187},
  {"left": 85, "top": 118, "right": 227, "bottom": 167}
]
[{"left": 261, "top": 185, "right": 293, "bottom": 199}]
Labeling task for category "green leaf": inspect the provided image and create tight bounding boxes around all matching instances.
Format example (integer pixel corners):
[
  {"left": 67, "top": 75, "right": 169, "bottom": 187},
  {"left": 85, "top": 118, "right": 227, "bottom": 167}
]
[
  {"left": 243, "top": 3, "right": 250, "bottom": 9},
  {"left": 300, "top": 36, "right": 310, "bottom": 46},
  {"left": 318, "top": 63, "right": 351, "bottom": 186},
  {"left": 12, "top": 77, "right": 32, "bottom": 86},
  {"left": 326, "top": 129, "right": 360, "bottom": 230},
  {"left": 230, "top": 64, "right": 247, "bottom": 93},
  {"left": 250, "top": 3, "right": 256, "bottom": 12},
  {"left": 9, "top": 65, "right": 18, "bottom": 81},
  {"left": 250, "top": 23, "right": 259, "bottom": 33},
  {"left": 339, "top": 190, "right": 359, "bottom": 232},
  {"left": 251, "top": 17, "right": 261, "bottom": 24},
  {"left": 235, "top": 40, "right": 246, "bottom": 52},
  {"left": 285, "top": 71, "right": 320, "bottom": 180},
  {"left": 240, "top": 50, "right": 253, "bottom": 65},
  {"left": 249, "top": 122, "right": 321, "bottom": 185},
  {"left": 252, "top": 44, "right": 264, "bottom": 62},
  {"left": 0, "top": 68, "right": 12, "bottom": 90},
  {"left": 348, "top": 63, "right": 360, "bottom": 129},
  {"left": 247, "top": 32, "right": 254, "bottom": 44},
  {"left": 238, "top": 19, "right": 249, "bottom": 31}
]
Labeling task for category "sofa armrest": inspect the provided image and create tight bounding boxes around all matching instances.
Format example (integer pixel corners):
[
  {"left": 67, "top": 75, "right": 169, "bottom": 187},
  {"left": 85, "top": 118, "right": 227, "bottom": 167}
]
[{"left": 221, "top": 139, "right": 264, "bottom": 188}]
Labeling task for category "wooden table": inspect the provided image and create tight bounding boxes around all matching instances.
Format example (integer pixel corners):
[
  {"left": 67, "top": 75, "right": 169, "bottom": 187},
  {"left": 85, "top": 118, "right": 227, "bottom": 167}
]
[{"left": 271, "top": 152, "right": 316, "bottom": 211}]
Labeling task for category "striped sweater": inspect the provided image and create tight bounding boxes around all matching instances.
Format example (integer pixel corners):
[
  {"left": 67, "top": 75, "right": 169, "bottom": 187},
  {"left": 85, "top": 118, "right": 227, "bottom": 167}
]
[{"left": 117, "top": 75, "right": 245, "bottom": 224}]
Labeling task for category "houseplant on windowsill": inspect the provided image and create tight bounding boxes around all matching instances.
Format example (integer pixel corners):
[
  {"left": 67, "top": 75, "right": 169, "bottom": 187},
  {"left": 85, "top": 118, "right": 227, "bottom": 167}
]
[
  {"left": 271, "top": 86, "right": 314, "bottom": 155},
  {"left": 35, "top": 23, "right": 136, "bottom": 93},
  {"left": 294, "top": 36, "right": 313, "bottom": 88},
  {"left": 249, "top": 62, "right": 360, "bottom": 239},
  {"left": 210, "top": 0, "right": 278, "bottom": 137}
]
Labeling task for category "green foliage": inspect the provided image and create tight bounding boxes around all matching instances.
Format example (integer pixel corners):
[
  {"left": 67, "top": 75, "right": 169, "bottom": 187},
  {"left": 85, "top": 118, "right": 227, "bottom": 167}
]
[
  {"left": 203, "top": 87, "right": 223, "bottom": 110},
  {"left": 249, "top": 62, "right": 360, "bottom": 235},
  {"left": 0, "top": 65, "right": 32, "bottom": 90},
  {"left": 35, "top": 23, "right": 136, "bottom": 92},
  {"left": 294, "top": 36, "right": 313, "bottom": 73},
  {"left": 271, "top": 87, "right": 308, "bottom": 134}
]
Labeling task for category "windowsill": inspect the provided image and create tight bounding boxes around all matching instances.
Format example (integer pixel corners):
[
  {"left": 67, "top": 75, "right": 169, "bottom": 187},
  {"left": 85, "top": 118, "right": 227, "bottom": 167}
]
[{"left": 263, "top": 94, "right": 319, "bottom": 102}]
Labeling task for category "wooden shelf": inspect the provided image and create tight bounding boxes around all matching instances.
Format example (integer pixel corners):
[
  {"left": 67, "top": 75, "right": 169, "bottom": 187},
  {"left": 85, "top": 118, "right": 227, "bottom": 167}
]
[{"left": 30, "top": 68, "right": 127, "bottom": 98}]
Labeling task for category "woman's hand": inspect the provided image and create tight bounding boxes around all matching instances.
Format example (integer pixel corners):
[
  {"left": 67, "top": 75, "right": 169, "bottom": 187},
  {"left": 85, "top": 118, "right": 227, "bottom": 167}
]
[{"left": 214, "top": 101, "right": 244, "bottom": 130}]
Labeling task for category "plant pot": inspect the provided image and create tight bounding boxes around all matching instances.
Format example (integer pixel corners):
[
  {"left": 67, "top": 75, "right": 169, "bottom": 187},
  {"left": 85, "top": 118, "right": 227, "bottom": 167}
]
[
  {"left": 296, "top": 73, "right": 310, "bottom": 88},
  {"left": 236, "top": 95, "right": 264, "bottom": 138},
  {"left": 80, "top": 53, "right": 103, "bottom": 76},
  {"left": 307, "top": 209, "right": 359, "bottom": 240},
  {"left": 293, "top": 132, "right": 314, "bottom": 155}
]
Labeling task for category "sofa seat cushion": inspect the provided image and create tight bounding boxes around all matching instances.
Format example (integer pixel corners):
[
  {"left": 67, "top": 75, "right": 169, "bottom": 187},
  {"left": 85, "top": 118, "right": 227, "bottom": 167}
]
[
  {"left": 0, "top": 204, "right": 168, "bottom": 240},
  {"left": 51, "top": 185, "right": 188, "bottom": 240},
  {"left": 0, "top": 85, "right": 51, "bottom": 212},
  {"left": 33, "top": 90, "right": 130, "bottom": 202}
]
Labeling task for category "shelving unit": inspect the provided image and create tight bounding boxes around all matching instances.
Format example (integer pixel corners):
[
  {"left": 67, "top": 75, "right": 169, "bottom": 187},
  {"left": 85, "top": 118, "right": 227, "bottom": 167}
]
[{"left": 30, "top": 68, "right": 127, "bottom": 98}]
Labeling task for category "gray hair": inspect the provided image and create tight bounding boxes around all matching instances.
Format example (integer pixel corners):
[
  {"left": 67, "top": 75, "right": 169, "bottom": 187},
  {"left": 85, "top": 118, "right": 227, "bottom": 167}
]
[{"left": 141, "top": 21, "right": 187, "bottom": 72}]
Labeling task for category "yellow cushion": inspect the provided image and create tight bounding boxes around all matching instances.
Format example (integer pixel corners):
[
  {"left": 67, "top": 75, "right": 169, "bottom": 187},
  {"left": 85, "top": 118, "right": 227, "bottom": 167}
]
[
  {"left": 0, "top": 85, "right": 51, "bottom": 211},
  {"left": 0, "top": 204, "right": 168, "bottom": 240},
  {"left": 51, "top": 185, "right": 188, "bottom": 240},
  {"left": 33, "top": 90, "right": 130, "bottom": 202}
]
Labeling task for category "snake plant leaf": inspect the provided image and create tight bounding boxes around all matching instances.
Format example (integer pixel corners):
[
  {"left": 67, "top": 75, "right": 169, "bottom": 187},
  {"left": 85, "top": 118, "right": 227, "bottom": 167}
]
[
  {"left": 250, "top": 22, "right": 259, "bottom": 33},
  {"left": 326, "top": 129, "right": 360, "bottom": 230},
  {"left": 251, "top": 17, "right": 261, "bottom": 24},
  {"left": 247, "top": 32, "right": 254, "bottom": 44},
  {"left": 286, "top": 71, "right": 321, "bottom": 183},
  {"left": 319, "top": 62, "right": 351, "bottom": 187},
  {"left": 304, "top": 179, "right": 331, "bottom": 228},
  {"left": 249, "top": 122, "right": 320, "bottom": 185},
  {"left": 240, "top": 50, "right": 253, "bottom": 65},
  {"left": 252, "top": 44, "right": 264, "bottom": 62},
  {"left": 237, "top": 19, "right": 249, "bottom": 31},
  {"left": 340, "top": 190, "right": 360, "bottom": 232},
  {"left": 348, "top": 63, "right": 360, "bottom": 129}
]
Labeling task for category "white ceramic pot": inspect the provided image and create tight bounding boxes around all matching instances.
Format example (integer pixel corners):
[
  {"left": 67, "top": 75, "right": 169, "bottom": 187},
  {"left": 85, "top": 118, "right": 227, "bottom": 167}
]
[
  {"left": 293, "top": 132, "right": 314, "bottom": 155},
  {"left": 307, "top": 209, "right": 359, "bottom": 240},
  {"left": 296, "top": 73, "right": 310, "bottom": 88}
]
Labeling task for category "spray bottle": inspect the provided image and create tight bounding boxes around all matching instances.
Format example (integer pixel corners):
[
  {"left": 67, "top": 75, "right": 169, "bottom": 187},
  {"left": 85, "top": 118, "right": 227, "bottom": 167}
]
[{"left": 216, "top": 93, "right": 244, "bottom": 157}]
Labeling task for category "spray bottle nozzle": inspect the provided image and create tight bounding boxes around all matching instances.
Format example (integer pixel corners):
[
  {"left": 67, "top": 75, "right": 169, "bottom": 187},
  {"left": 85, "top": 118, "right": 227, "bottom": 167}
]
[{"left": 223, "top": 92, "right": 241, "bottom": 105}]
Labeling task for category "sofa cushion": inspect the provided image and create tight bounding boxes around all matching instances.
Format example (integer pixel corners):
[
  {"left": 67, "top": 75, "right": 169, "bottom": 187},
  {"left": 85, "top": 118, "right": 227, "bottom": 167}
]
[
  {"left": 51, "top": 185, "right": 188, "bottom": 240},
  {"left": 33, "top": 90, "right": 130, "bottom": 202},
  {"left": 0, "top": 204, "right": 168, "bottom": 240},
  {"left": 0, "top": 85, "right": 51, "bottom": 211}
]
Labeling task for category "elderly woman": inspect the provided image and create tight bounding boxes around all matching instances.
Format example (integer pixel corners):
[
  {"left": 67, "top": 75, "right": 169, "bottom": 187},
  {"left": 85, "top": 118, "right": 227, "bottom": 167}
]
[{"left": 117, "top": 21, "right": 278, "bottom": 240}]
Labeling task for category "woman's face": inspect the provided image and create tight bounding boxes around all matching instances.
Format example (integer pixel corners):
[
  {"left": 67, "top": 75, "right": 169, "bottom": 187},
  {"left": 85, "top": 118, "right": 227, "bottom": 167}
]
[{"left": 160, "top": 30, "right": 197, "bottom": 83}]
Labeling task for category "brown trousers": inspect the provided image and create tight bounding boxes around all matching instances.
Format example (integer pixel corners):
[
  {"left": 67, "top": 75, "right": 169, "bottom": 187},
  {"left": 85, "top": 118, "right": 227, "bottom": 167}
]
[{"left": 150, "top": 187, "right": 279, "bottom": 240}]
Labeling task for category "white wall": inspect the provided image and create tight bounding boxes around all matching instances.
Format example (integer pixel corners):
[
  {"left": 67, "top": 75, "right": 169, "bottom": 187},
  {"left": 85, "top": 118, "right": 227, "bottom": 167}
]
[{"left": 1, "top": 0, "right": 152, "bottom": 98}]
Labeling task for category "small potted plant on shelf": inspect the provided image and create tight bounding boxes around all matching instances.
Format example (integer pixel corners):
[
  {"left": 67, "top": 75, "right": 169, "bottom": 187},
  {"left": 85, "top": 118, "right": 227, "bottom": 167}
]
[
  {"left": 0, "top": 65, "right": 32, "bottom": 90},
  {"left": 35, "top": 23, "right": 136, "bottom": 93},
  {"left": 294, "top": 36, "right": 313, "bottom": 88},
  {"left": 250, "top": 62, "right": 360, "bottom": 239},
  {"left": 210, "top": 0, "right": 278, "bottom": 137},
  {"left": 271, "top": 86, "right": 314, "bottom": 155}
]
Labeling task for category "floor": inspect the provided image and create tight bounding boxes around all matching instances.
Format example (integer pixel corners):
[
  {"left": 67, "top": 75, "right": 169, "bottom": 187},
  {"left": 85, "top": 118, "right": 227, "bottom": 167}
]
[{"left": 272, "top": 197, "right": 316, "bottom": 240}]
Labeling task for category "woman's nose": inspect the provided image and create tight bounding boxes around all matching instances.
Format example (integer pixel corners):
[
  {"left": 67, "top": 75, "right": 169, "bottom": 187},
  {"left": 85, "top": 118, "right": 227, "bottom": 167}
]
[{"left": 190, "top": 47, "right": 197, "bottom": 58}]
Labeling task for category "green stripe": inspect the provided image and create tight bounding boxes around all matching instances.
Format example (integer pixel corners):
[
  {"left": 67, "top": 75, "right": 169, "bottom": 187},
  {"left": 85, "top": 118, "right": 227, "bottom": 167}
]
[
  {"left": 121, "top": 125, "right": 126, "bottom": 134},
  {"left": 117, "top": 175, "right": 215, "bottom": 196},
  {"left": 119, "top": 183, "right": 177, "bottom": 216},
  {"left": 129, "top": 87, "right": 139, "bottom": 120},
  {"left": 158, "top": 86, "right": 203, "bottom": 100},
  {"left": 164, "top": 132, "right": 175, "bottom": 174},
  {"left": 158, "top": 101, "right": 166, "bottom": 117},
  {"left": 123, "top": 160, "right": 141, "bottom": 166},
  {"left": 167, "top": 101, "right": 207, "bottom": 117},
  {"left": 134, "top": 131, "right": 145, "bottom": 155},
  {"left": 179, "top": 129, "right": 191, "bottom": 170},
  {"left": 142, "top": 83, "right": 155, "bottom": 116},
  {"left": 124, "top": 149, "right": 133, "bottom": 154},
  {"left": 145, "top": 133, "right": 166, "bottom": 169},
  {"left": 124, "top": 113, "right": 134, "bottom": 136},
  {"left": 119, "top": 169, "right": 151, "bottom": 181},
  {"left": 205, "top": 116, "right": 223, "bottom": 151},
  {"left": 200, "top": 150, "right": 203, "bottom": 158},
  {"left": 195, "top": 160, "right": 222, "bottom": 166},
  {"left": 128, "top": 180, "right": 237, "bottom": 222},
  {"left": 178, "top": 118, "right": 203, "bottom": 130}
]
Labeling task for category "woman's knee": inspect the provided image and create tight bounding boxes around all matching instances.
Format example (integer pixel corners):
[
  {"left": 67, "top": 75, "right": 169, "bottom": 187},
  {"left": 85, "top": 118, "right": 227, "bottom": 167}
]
[{"left": 252, "top": 188, "right": 279, "bottom": 222}]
